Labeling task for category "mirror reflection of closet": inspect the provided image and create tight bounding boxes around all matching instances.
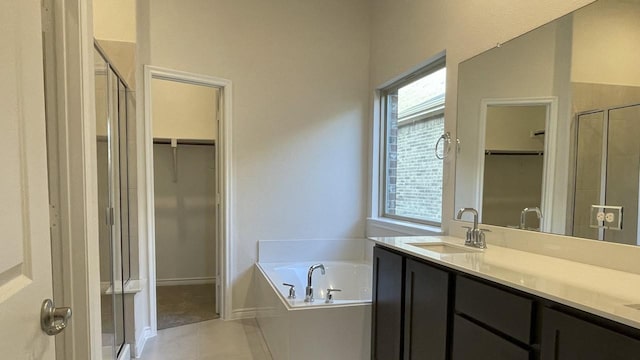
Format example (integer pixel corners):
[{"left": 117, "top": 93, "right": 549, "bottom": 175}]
[
  {"left": 151, "top": 78, "right": 219, "bottom": 330},
  {"left": 482, "top": 104, "right": 547, "bottom": 230},
  {"left": 94, "top": 46, "right": 132, "bottom": 359}
]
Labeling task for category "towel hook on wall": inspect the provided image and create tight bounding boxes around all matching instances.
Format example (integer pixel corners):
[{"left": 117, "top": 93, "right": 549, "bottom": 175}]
[{"left": 435, "top": 132, "right": 459, "bottom": 160}]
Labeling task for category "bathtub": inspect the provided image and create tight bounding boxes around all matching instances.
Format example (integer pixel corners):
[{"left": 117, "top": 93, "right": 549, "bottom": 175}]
[{"left": 255, "top": 260, "right": 372, "bottom": 360}]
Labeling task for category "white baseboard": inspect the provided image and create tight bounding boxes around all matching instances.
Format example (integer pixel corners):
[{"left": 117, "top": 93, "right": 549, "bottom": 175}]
[
  {"left": 230, "top": 307, "right": 258, "bottom": 320},
  {"left": 156, "top": 276, "right": 216, "bottom": 286},
  {"left": 133, "top": 326, "right": 152, "bottom": 358}
]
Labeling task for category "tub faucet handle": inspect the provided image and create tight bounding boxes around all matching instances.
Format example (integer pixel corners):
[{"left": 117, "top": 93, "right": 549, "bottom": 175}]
[
  {"left": 282, "top": 283, "right": 296, "bottom": 299},
  {"left": 325, "top": 288, "right": 342, "bottom": 303}
]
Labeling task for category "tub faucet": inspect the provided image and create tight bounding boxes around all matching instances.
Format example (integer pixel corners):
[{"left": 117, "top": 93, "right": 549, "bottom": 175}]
[
  {"left": 305, "top": 263, "right": 325, "bottom": 302},
  {"left": 456, "top": 207, "right": 487, "bottom": 249},
  {"left": 520, "top": 207, "right": 542, "bottom": 230}
]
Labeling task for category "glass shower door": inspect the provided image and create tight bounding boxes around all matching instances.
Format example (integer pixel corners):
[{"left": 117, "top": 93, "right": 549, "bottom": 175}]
[
  {"left": 109, "top": 66, "right": 126, "bottom": 356},
  {"left": 95, "top": 47, "right": 128, "bottom": 359},
  {"left": 95, "top": 48, "right": 115, "bottom": 359},
  {"left": 605, "top": 104, "right": 640, "bottom": 245},
  {"left": 572, "top": 111, "right": 604, "bottom": 240}
]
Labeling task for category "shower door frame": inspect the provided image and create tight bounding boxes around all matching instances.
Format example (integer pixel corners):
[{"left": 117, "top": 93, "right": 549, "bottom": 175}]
[{"left": 143, "top": 66, "right": 233, "bottom": 337}]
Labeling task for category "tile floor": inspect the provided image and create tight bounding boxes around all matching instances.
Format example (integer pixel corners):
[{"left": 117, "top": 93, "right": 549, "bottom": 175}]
[{"left": 139, "top": 318, "right": 273, "bottom": 360}]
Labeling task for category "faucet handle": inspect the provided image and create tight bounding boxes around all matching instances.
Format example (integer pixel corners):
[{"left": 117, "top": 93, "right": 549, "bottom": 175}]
[
  {"left": 325, "top": 288, "right": 342, "bottom": 303},
  {"left": 462, "top": 226, "right": 474, "bottom": 245},
  {"left": 282, "top": 283, "right": 296, "bottom": 299},
  {"left": 475, "top": 229, "right": 488, "bottom": 249}
]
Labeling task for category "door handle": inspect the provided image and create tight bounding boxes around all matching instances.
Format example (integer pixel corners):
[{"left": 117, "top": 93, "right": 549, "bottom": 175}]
[{"left": 41, "top": 299, "right": 72, "bottom": 336}]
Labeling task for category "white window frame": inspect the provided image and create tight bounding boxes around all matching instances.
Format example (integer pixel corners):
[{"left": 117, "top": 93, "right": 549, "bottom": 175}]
[{"left": 368, "top": 55, "right": 447, "bottom": 234}]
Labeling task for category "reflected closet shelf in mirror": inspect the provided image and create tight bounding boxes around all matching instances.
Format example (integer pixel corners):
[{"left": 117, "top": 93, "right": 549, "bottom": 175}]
[{"left": 153, "top": 138, "right": 215, "bottom": 146}]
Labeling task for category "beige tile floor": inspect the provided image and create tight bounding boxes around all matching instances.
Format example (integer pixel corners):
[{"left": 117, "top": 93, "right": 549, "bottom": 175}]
[{"left": 139, "top": 318, "right": 273, "bottom": 360}]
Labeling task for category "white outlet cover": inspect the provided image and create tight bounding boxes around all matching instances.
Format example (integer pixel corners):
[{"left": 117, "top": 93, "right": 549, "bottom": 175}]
[{"left": 590, "top": 205, "right": 623, "bottom": 230}]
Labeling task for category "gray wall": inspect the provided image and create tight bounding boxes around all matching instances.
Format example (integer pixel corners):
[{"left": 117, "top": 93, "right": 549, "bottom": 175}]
[{"left": 153, "top": 143, "right": 216, "bottom": 283}]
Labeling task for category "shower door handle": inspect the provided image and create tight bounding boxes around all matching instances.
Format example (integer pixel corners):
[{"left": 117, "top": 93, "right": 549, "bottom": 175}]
[{"left": 41, "top": 299, "right": 72, "bottom": 336}]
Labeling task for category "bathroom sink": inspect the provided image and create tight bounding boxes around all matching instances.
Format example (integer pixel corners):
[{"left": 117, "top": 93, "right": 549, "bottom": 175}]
[{"left": 407, "top": 242, "right": 480, "bottom": 254}]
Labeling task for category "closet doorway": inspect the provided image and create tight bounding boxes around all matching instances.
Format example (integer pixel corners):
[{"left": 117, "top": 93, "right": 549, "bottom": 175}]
[{"left": 144, "top": 67, "right": 232, "bottom": 334}]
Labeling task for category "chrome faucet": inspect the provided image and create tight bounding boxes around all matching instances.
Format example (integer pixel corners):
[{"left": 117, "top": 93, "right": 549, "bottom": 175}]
[
  {"left": 520, "top": 207, "right": 542, "bottom": 230},
  {"left": 456, "top": 207, "right": 487, "bottom": 249},
  {"left": 304, "top": 263, "right": 325, "bottom": 302}
]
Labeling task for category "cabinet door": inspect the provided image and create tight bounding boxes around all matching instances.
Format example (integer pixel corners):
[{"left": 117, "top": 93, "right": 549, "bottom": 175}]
[
  {"left": 541, "top": 307, "right": 640, "bottom": 360},
  {"left": 404, "top": 259, "right": 450, "bottom": 360},
  {"left": 455, "top": 276, "right": 533, "bottom": 344},
  {"left": 372, "top": 246, "right": 405, "bottom": 360},
  {"left": 452, "top": 315, "right": 531, "bottom": 360}
]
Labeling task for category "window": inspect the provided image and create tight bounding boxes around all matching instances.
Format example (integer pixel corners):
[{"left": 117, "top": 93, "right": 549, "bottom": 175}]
[{"left": 380, "top": 59, "right": 446, "bottom": 226}]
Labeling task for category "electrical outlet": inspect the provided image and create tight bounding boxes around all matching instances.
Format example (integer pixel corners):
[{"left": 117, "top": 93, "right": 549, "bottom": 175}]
[
  {"left": 605, "top": 212, "right": 615, "bottom": 223},
  {"left": 590, "top": 205, "right": 623, "bottom": 230}
]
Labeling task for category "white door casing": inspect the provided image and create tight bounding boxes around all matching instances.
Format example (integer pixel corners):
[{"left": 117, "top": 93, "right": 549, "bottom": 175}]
[
  {"left": 143, "top": 66, "right": 233, "bottom": 331},
  {"left": 0, "top": 0, "right": 55, "bottom": 359},
  {"left": 475, "top": 97, "right": 558, "bottom": 233}
]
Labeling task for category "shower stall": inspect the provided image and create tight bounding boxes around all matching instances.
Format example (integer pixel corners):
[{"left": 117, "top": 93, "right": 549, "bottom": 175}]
[
  {"left": 572, "top": 103, "right": 640, "bottom": 245},
  {"left": 94, "top": 45, "right": 133, "bottom": 359}
]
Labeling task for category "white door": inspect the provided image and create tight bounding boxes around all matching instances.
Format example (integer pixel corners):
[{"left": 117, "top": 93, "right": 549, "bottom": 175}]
[{"left": 0, "top": 0, "right": 57, "bottom": 359}]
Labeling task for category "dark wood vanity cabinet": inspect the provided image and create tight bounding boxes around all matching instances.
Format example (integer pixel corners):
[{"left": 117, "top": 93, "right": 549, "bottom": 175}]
[
  {"left": 404, "top": 259, "right": 450, "bottom": 359},
  {"left": 371, "top": 244, "right": 640, "bottom": 360},
  {"left": 372, "top": 246, "right": 405, "bottom": 360},
  {"left": 451, "top": 314, "right": 531, "bottom": 360},
  {"left": 372, "top": 246, "right": 451, "bottom": 360},
  {"left": 452, "top": 276, "right": 534, "bottom": 360},
  {"left": 540, "top": 307, "right": 640, "bottom": 360}
]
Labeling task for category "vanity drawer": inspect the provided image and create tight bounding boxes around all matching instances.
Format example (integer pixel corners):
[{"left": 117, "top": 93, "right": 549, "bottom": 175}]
[
  {"left": 452, "top": 314, "right": 531, "bottom": 360},
  {"left": 455, "top": 276, "right": 533, "bottom": 344}
]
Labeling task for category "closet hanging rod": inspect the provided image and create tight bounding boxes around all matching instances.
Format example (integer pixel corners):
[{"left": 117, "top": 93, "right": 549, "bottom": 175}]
[{"left": 153, "top": 138, "right": 215, "bottom": 146}]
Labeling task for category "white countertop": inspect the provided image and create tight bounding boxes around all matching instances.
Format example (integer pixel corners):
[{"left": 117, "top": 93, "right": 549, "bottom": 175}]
[{"left": 370, "top": 235, "right": 640, "bottom": 330}]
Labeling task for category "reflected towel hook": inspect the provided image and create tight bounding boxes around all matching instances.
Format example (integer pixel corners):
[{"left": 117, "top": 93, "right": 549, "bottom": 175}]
[{"left": 171, "top": 138, "right": 178, "bottom": 182}]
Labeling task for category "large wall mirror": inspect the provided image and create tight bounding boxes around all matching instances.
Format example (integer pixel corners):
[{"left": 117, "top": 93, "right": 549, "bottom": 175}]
[{"left": 455, "top": 0, "right": 640, "bottom": 245}]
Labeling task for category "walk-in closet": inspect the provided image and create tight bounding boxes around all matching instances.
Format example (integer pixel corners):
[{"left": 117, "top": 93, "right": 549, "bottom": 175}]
[{"left": 151, "top": 79, "right": 219, "bottom": 329}]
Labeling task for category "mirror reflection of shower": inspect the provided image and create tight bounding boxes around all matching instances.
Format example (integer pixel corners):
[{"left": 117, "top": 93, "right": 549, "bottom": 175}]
[
  {"left": 572, "top": 103, "right": 640, "bottom": 245},
  {"left": 151, "top": 78, "right": 220, "bottom": 329}
]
